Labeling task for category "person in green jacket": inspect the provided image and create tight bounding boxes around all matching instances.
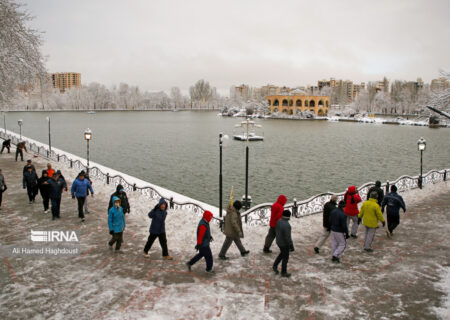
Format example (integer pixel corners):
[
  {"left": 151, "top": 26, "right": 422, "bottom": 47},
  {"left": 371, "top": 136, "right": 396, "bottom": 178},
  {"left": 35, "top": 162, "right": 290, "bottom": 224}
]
[{"left": 358, "top": 191, "right": 385, "bottom": 252}]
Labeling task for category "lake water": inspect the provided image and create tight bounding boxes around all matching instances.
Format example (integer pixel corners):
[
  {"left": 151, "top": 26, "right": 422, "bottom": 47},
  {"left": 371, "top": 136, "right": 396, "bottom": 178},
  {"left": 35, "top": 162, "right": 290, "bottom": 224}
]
[{"left": 3, "top": 111, "right": 450, "bottom": 206}]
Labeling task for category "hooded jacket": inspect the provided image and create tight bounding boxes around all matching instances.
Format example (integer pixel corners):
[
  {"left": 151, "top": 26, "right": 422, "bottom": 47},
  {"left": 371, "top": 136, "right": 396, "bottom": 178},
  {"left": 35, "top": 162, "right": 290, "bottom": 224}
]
[
  {"left": 148, "top": 198, "right": 168, "bottom": 234},
  {"left": 108, "top": 196, "right": 126, "bottom": 233},
  {"left": 358, "top": 198, "right": 385, "bottom": 228},
  {"left": 197, "top": 210, "right": 213, "bottom": 248},
  {"left": 323, "top": 199, "right": 337, "bottom": 229},
  {"left": 224, "top": 204, "right": 243, "bottom": 238},
  {"left": 108, "top": 184, "right": 130, "bottom": 213},
  {"left": 343, "top": 186, "right": 362, "bottom": 216},
  {"left": 71, "top": 177, "right": 94, "bottom": 198},
  {"left": 367, "top": 184, "right": 384, "bottom": 204},
  {"left": 270, "top": 195, "right": 287, "bottom": 228},
  {"left": 38, "top": 170, "right": 51, "bottom": 198}
]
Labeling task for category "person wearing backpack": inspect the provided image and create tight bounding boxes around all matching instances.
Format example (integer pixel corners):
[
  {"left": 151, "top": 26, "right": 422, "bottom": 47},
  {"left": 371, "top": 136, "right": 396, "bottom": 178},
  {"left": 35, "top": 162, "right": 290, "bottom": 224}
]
[{"left": 218, "top": 200, "right": 249, "bottom": 260}]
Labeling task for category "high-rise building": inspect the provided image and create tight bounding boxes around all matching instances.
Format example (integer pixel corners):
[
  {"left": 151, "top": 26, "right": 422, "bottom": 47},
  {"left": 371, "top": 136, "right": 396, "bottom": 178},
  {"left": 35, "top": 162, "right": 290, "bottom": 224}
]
[
  {"left": 50, "top": 72, "right": 81, "bottom": 93},
  {"left": 430, "top": 77, "right": 450, "bottom": 91},
  {"left": 232, "top": 84, "right": 251, "bottom": 101}
]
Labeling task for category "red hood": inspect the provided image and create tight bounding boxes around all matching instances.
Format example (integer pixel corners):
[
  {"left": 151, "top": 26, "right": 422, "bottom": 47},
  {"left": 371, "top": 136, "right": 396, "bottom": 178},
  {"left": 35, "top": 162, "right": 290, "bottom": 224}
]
[
  {"left": 347, "top": 186, "right": 356, "bottom": 194},
  {"left": 203, "top": 210, "right": 213, "bottom": 222},
  {"left": 276, "top": 195, "right": 287, "bottom": 206}
]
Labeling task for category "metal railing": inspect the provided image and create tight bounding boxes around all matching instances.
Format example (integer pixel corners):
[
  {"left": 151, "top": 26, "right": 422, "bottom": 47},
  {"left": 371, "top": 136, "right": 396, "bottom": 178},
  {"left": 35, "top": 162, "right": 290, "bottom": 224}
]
[{"left": 1, "top": 130, "right": 448, "bottom": 227}]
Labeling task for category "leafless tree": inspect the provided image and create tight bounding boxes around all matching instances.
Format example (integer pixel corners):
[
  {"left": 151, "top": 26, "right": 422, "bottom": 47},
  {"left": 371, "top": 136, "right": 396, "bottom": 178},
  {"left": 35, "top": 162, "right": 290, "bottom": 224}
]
[{"left": 0, "top": 0, "right": 46, "bottom": 108}]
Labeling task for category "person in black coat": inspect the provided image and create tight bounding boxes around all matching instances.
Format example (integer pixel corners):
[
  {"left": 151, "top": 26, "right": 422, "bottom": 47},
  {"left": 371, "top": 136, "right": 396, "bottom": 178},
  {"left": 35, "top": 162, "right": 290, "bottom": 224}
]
[
  {"left": 330, "top": 201, "right": 349, "bottom": 263},
  {"left": 38, "top": 170, "right": 51, "bottom": 213},
  {"left": 381, "top": 185, "right": 406, "bottom": 236},
  {"left": 23, "top": 166, "right": 38, "bottom": 203},
  {"left": 23, "top": 160, "right": 36, "bottom": 175},
  {"left": 143, "top": 198, "right": 173, "bottom": 260},
  {"left": 45, "top": 170, "right": 67, "bottom": 220},
  {"left": 314, "top": 195, "right": 337, "bottom": 254},
  {"left": 273, "top": 210, "right": 294, "bottom": 278},
  {"left": 1, "top": 139, "right": 11, "bottom": 153},
  {"left": 108, "top": 184, "right": 130, "bottom": 214},
  {"left": 366, "top": 181, "right": 384, "bottom": 205}
]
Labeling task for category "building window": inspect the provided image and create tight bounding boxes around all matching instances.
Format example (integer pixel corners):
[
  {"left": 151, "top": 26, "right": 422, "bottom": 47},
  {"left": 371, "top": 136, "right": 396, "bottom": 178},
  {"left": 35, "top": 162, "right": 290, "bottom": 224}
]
[
  {"left": 267, "top": 100, "right": 271, "bottom": 106},
  {"left": 274, "top": 99, "right": 279, "bottom": 106},
  {"left": 318, "top": 109, "right": 324, "bottom": 116},
  {"left": 310, "top": 100, "right": 315, "bottom": 107},
  {"left": 282, "top": 99, "right": 288, "bottom": 106},
  {"left": 289, "top": 99, "right": 293, "bottom": 106},
  {"left": 318, "top": 100, "right": 324, "bottom": 106},
  {"left": 296, "top": 99, "right": 302, "bottom": 107}
]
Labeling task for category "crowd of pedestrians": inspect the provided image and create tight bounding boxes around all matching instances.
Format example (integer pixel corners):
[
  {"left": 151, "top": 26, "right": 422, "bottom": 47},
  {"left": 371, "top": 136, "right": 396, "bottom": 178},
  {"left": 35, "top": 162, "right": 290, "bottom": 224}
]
[{"left": 1, "top": 139, "right": 407, "bottom": 278}]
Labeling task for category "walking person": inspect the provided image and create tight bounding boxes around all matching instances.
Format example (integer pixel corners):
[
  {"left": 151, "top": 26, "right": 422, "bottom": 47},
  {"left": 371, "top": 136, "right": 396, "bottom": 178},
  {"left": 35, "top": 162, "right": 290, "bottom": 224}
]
[
  {"left": 314, "top": 195, "right": 337, "bottom": 254},
  {"left": 272, "top": 210, "right": 294, "bottom": 278},
  {"left": 46, "top": 170, "right": 67, "bottom": 220},
  {"left": 23, "top": 166, "right": 38, "bottom": 203},
  {"left": 0, "top": 169, "right": 7, "bottom": 209},
  {"left": 358, "top": 191, "right": 385, "bottom": 252},
  {"left": 218, "top": 200, "right": 250, "bottom": 260},
  {"left": 343, "top": 186, "right": 362, "bottom": 238},
  {"left": 143, "top": 198, "right": 173, "bottom": 260},
  {"left": 381, "top": 185, "right": 406, "bottom": 237},
  {"left": 108, "top": 184, "right": 130, "bottom": 215},
  {"left": 15, "top": 141, "right": 27, "bottom": 161},
  {"left": 46, "top": 163, "right": 55, "bottom": 178},
  {"left": 108, "top": 196, "right": 126, "bottom": 252},
  {"left": 1, "top": 139, "right": 11, "bottom": 154},
  {"left": 330, "top": 200, "right": 349, "bottom": 263},
  {"left": 37, "top": 170, "right": 51, "bottom": 213},
  {"left": 71, "top": 171, "right": 94, "bottom": 222},
  {"left": 367, "top": 180, "right": 384, "bottom": 204},
  {"left": 186, "top": 210, "right": 215, "bottom": 273},
  {"left": 263, "top": 195, "right": 287, "bottom": 253}
]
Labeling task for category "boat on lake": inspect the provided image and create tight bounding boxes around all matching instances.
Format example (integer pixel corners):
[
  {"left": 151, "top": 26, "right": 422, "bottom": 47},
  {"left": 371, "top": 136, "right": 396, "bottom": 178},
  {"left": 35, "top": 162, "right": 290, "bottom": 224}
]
[{"left": 233, "top": 132, "right": 264, "bottom": 141}]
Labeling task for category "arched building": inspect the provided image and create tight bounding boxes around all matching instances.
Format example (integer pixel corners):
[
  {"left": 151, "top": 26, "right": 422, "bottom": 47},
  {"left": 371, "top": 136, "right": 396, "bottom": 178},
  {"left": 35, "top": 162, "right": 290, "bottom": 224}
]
[{"left": 267, "top": 92, "right": 331, "bottom": 116}]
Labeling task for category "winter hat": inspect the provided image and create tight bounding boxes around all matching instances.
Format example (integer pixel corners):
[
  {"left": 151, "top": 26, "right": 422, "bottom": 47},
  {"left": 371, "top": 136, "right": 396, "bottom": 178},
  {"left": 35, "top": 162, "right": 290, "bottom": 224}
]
[
  {"left": 79, "top": 171, "right": 85, "bottom": 177},
  {"left": 203, "top": 210, "right": 213, "bottom": 222},
  {"left": 391, "top": 185, "right": 397, "bottom": 192},
  {"left": 27, "top": 160, "right": 32, "bottom": 163},
  {"left": 233, "top": 200, "right": 243, "bottom": 211},
  {"left": 282, "top": 210, "right": 291, "bottom": 218},
  {"left": 369, "top": 191, "right": 378, "bottom": 199},
  {"left": 55, "top": 170, "right": 62, "bottom": 176},
  {"left": 120, "top": 188, "right": 125, "bottom": 192},
  {"left": 338, "top": 200, "right": 346, "bottom": 208},
  {"left": 375, "top": 181, "right": 381, "bottom": 187}
]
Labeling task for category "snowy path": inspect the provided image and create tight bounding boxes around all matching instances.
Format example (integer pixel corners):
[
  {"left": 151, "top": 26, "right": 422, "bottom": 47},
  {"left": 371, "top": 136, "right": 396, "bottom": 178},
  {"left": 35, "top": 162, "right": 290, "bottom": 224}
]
[{"left": 0, "top": 151, "right": 449, "bottom": 319}]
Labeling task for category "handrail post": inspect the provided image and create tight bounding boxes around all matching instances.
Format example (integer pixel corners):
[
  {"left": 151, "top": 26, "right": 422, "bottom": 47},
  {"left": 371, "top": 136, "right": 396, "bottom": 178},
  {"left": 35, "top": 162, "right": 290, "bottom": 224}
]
[
  {"left": 106, "top": 173, "right": 110, "bottom": 184},
  {"left": 444, "top": 170, "right": 447, "bottom": 181},
  {"left": 57, "top": 154, "right": 60, "bottom": 162},
  {"left": 292, "top": 198, "right": 298, "bottom": 218},
  {"left": 70, "top": 159, "right": 72, "bottom": 168},
  {"left": 385, "top": 181, "right": 390, "bottom": 194},
  {"left": 133, "top": 183, "right": 136, "bottom": 191}
]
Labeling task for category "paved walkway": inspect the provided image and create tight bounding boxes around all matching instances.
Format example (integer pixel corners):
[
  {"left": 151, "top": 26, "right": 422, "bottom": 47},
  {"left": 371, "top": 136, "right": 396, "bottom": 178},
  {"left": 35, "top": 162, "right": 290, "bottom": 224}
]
[{"left": 0, "top": 150, "right": 449, "bottom": 319}]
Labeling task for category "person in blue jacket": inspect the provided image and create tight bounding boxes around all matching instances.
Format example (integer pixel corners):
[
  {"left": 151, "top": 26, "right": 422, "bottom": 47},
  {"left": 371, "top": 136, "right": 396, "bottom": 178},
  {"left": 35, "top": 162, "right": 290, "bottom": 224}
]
[
  {"left": 143, "top": 198, "right": 173, "bottom": 260},
  {"left": 330, "top": 200, "right": 349, "bottom": 263},
  {"left": 108, "top": 196, "right": 126, "bottom": 252},
  {"left": 381, "top": 185, "right": 406, "bottom": 236},
  {"left": 71, "top": 171, "right": 94, "bottom": 222},
  {"left": 45, "top": 170, "right": 67, "bottom": 220}
]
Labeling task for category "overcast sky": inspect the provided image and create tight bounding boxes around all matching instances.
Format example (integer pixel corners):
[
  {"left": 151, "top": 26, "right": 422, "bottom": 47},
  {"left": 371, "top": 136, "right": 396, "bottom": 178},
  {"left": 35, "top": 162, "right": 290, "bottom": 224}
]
[{"left": 23, "top": 0, "right": 450, "bottom": 95}]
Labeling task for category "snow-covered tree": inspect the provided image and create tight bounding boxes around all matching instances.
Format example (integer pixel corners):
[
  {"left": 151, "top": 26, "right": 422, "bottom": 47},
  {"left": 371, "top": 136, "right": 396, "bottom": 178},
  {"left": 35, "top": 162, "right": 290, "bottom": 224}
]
[
  {"left": 189, "top": 79, "right": 213, "bottom": 106},
  {"left": 0, "top": 0, "right": 46, "bottom": 108}
]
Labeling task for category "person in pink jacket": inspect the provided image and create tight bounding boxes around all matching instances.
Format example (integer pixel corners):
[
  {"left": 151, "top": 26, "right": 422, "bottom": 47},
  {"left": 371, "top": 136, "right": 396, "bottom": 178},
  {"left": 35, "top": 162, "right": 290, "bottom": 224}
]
[{"left": 343, "top": 186, "right": 362, "bottom": 238}]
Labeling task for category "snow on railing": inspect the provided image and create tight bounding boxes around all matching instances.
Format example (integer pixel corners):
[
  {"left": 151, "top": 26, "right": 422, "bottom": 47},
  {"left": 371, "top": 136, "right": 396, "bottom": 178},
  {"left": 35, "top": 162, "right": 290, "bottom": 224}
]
[{"left": 0, "top": 130, "right": 448, "bottom": 227}]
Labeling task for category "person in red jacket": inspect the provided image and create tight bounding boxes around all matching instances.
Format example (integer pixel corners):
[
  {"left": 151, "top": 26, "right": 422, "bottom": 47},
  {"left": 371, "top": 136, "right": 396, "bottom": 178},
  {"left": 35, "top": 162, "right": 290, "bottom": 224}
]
[
  {"left": 263, "top": 195, "right": 287, "bottom": 253},
  {"left": 186, "top": 210, "right": 214, "bottom": 273},
  {"left": 343, "top": 186, "right": 362, "bottom": 238}
]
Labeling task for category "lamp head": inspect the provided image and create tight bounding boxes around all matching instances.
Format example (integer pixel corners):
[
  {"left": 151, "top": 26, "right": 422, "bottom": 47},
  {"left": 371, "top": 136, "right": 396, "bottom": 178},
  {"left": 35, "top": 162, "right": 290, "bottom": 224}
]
[
  {"left": 417, "top": 137, "right": 426, "bottom": 151},
  {"left": 84, "top": 128, "right": 92, "bottom": 141},
  {"left": 18, "top": 119, "right": 23, "bottom": 126}
]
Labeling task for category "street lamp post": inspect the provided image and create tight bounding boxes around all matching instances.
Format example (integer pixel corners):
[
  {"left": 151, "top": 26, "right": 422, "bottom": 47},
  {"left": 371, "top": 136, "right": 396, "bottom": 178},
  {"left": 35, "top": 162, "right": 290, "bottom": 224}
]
[
  {"left": 84, "top": 128, "right": 92, "bottom": 175},
  {"left": 417, "top": 137, "right": 426, "bottom": 189},
  {"left": 46, "top": 117, "right": 51, "bottom": 155},
  {"left": 219, "top": 133, "right": 229, "bottom": 218},
  {"left": 18, "top": 119, "right": 23, "bottom": 140}
]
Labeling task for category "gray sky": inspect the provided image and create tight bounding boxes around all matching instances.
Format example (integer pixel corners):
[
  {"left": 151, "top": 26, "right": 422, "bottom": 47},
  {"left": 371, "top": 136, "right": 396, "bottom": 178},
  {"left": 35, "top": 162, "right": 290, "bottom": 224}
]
[{"left": 24, "top": 0, "right": 450, "bottom": 95}]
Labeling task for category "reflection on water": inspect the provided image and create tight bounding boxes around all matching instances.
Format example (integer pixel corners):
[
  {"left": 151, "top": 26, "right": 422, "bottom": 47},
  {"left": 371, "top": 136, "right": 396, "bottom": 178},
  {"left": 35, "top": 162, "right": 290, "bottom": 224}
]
[{"left": 4, "top": 111, "right": 450, "bottom": 206}]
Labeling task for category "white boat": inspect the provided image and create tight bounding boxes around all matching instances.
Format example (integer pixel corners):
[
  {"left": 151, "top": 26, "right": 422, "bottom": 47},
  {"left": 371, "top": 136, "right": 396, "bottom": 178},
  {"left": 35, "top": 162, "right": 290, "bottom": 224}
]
[
  {"left": 233, "top": 132, "right": 264, "bottom": 141},
  {"left": 87, "top": 111, "right": 96, "bottom": 114}
]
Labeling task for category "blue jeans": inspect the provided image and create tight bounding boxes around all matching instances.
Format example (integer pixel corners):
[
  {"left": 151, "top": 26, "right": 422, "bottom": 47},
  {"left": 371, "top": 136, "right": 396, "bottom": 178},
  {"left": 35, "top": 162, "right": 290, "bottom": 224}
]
[{"left": 188, "top": 246, "right": 213, "bottom": 271}]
